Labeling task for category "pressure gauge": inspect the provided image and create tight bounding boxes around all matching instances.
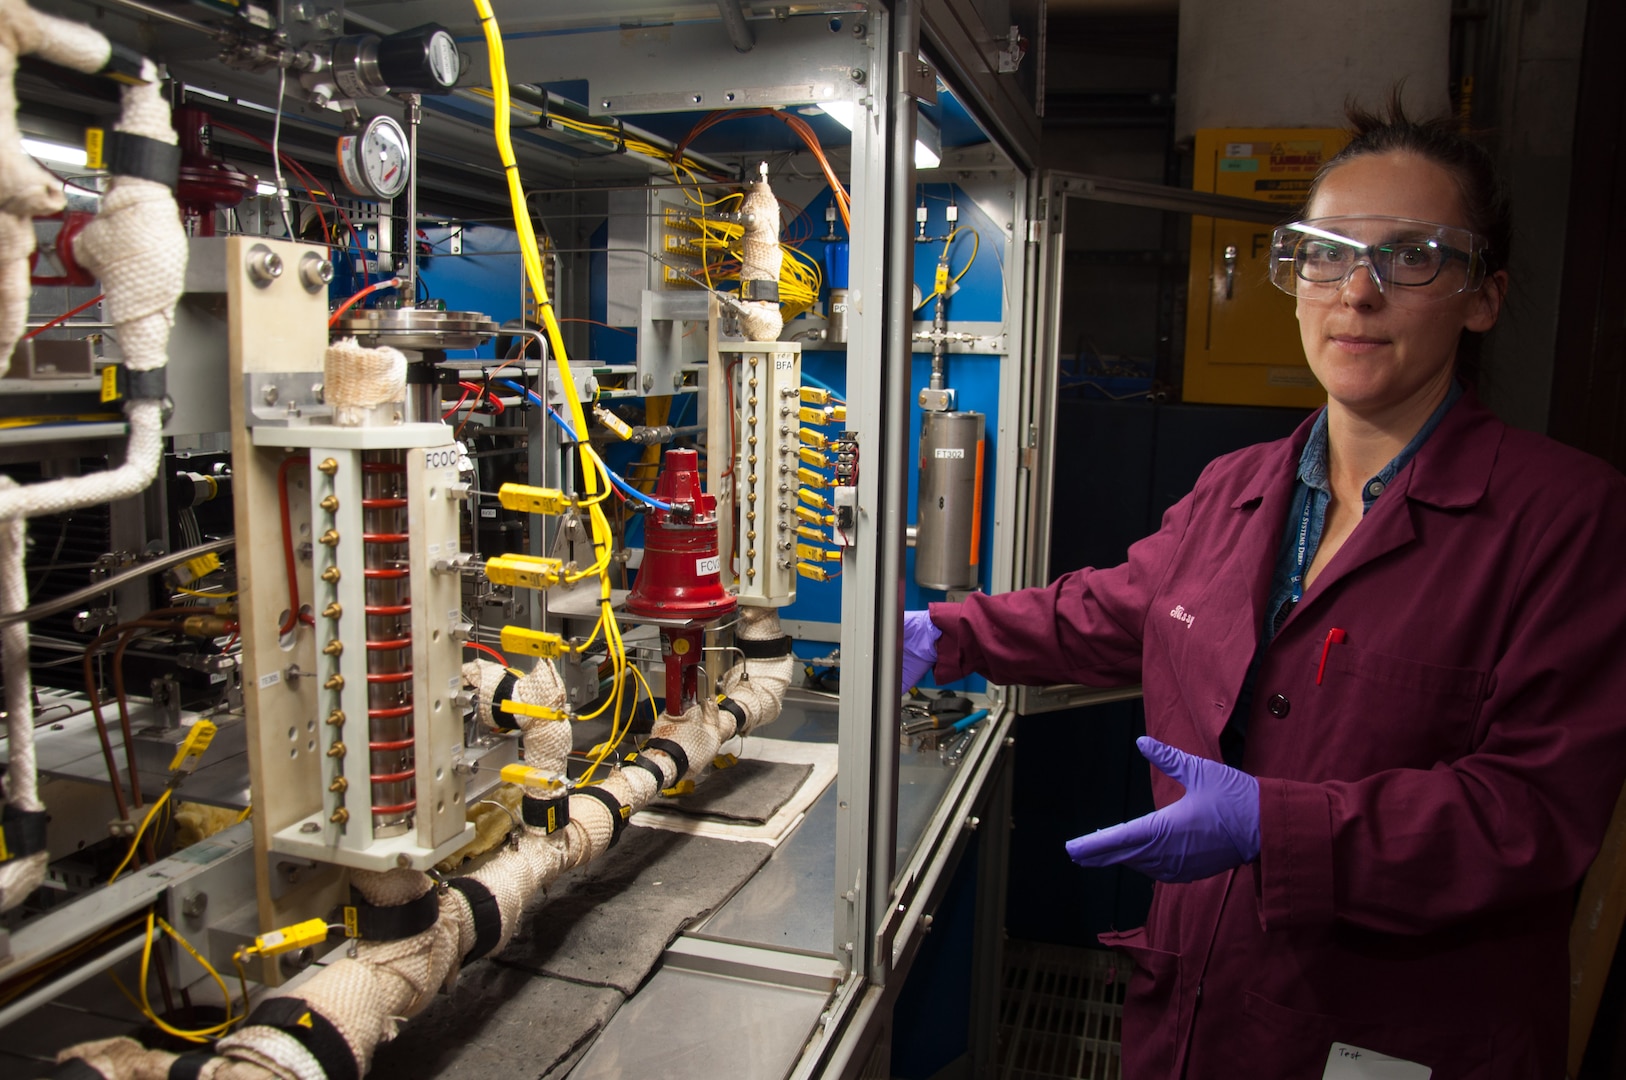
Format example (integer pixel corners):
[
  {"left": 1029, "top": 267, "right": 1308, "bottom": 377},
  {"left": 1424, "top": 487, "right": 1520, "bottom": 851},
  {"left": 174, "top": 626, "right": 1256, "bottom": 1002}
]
[
  {"left": 336, "top": 115, "right": 410, "bottom": 201},
  {"left": 377, "top": 24, "right": 462, "bottom": 94}
]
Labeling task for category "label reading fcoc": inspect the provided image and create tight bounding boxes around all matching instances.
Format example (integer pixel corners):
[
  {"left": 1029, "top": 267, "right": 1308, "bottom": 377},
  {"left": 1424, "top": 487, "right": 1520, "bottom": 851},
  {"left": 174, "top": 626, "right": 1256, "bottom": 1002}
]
[
  {"left": 695, "top": 555, "right": 720, "bottom": 577},
  {"left": 935, "top": 447, "right": 966, "bottom": 459},
  {"left": 258, "top": 670, "right": 281, "bottom": 690}
]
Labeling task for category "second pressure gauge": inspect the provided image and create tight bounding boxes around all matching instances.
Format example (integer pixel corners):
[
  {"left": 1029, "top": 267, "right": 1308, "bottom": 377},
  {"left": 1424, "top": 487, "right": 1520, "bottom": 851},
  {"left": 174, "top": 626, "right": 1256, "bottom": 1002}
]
[{"left": 336, "top": 114, "right": 410, "bottom": 201}]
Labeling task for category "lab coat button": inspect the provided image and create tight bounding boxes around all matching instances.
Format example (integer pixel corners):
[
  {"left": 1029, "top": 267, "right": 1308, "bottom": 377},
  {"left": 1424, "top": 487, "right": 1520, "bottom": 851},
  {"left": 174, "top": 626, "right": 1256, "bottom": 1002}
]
[{"left": 1267, "top": 694, "right": 1290, "bottom": 718}]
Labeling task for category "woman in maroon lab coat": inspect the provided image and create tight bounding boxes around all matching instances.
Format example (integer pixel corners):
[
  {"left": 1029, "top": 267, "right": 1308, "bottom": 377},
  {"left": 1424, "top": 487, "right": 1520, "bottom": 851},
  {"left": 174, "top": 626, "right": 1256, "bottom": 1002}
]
[{"left": 903, "top": 100, "right": 1626, "bottom": 1079}]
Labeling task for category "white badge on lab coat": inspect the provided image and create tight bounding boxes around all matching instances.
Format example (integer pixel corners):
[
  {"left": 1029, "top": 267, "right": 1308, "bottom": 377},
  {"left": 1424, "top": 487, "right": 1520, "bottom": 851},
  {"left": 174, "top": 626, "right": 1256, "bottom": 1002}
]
[{"left": 1322, "top": 1042, "right": 1432, "bottom": 1079}]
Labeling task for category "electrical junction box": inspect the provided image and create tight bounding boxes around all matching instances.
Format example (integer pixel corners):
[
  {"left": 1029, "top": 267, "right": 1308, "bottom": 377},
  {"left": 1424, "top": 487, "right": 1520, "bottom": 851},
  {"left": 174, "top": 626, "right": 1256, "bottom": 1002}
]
[{"left": 1183, "top": 127, "right": 1349, "bottom": 408}]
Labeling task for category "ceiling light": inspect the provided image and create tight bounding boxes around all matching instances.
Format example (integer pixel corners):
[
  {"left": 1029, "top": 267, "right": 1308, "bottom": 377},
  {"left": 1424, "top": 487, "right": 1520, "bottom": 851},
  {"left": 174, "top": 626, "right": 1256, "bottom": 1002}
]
[{"left": 21, "top": 137, "right": 87, "bottom": 168}]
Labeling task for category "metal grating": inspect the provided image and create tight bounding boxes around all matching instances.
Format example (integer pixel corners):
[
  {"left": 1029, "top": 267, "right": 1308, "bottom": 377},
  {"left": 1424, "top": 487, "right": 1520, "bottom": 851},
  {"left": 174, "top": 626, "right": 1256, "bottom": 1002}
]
[{"left": 997, "top": 939, "right": 1126, "bottom": 1080}]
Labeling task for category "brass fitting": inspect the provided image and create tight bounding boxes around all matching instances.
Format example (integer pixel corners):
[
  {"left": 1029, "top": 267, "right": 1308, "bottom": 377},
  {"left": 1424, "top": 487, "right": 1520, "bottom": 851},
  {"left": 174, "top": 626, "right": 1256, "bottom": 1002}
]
[
  {"left": 328, "top": 777, "right": 348, "bottom": 793},
  {"left": 324, "top": 674, "right": 345, "bottom": 691},
  {"left": 318, "top": 458, "right": 339, "bottom": 476},
  {"left": 181, "top": 615, "right": 236, "bottom": 637},
  {"left": 329, "top": 807, "right": 349, "bottom": 824},
  {"left": 322, "top": 602, "right": 343, "bottom": 619},
  {"left": 325, "top": 709, "right": 345, "bottom": 727},
  {"left": 322, "top": 640, "right": 344, "bottom": 656},
  {"left": 318, "top": 529, "right": 340, "bottom": 547},
  {"left": 319, "top": 494, "right": 340, "bottom": 512},
  {"left": 320, "top": 566, "right": 342, "bottom": 584},
  {"left": 326, "top": 741, "right": 346, "bottom": 758}
]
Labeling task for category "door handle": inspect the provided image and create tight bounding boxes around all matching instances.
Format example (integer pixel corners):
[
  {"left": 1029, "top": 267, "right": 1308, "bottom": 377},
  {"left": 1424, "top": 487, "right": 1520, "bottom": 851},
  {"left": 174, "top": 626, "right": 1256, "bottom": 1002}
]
[{"left": 1222, "top": 244, "right": 1238, "bottom": 300}]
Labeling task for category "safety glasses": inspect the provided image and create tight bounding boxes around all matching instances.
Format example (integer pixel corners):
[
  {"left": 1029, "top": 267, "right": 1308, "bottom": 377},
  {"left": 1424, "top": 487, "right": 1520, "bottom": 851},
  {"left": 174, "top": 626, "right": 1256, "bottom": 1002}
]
[{"left": 1269, "top": 216, "right": 1488, "bottom": 301}]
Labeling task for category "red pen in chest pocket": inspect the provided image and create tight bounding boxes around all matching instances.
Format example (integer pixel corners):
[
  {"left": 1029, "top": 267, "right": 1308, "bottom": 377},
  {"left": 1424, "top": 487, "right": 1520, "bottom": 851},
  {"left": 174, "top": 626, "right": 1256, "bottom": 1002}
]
[{"left": 1316, "top": 628, "right": 1347, "bottom": 685}]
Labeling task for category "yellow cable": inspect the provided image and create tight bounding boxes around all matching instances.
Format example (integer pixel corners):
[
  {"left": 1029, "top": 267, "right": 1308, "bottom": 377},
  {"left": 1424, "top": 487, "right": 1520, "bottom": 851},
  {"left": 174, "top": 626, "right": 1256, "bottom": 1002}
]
[
  {"left": 136, "top": 910, "right": 243, "bottom": 1042},
  {"left": 174, "top": 586, "right": 238, "bottom": 599},
  {"left": 949, "top": 228, "right": 980, "bottom": 285},
  {"left": 107, "top": 788, "right": 173, "bottom": 883}
]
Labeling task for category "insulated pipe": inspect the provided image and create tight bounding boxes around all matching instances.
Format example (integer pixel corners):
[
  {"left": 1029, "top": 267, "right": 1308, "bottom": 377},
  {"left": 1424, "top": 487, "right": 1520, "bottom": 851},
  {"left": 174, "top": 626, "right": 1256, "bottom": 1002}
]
[
  {"left": 53, "top": 647, "right": 791, "bottom": 1079},
  {"left": 0, "top": 0, "right": 111, "bottom": 377},
  {"left": 738, "top": 169, "right": 783, "bottom": 341},
  {"left": 716, "top": 0, "right": 755, "bottom": 53},
  {"left": 0, "top": 477, "right": 46, "bottom": 912}
]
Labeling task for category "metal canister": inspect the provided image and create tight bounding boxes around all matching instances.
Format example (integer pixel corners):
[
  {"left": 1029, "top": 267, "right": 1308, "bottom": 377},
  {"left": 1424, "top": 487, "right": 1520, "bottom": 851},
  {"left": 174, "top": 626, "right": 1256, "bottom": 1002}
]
[
  {"left": 825, "top": 288, "right": 849, "bottom": 345},
  {"left": 914, "top": 410, "right": 984, "bottom": 591}
]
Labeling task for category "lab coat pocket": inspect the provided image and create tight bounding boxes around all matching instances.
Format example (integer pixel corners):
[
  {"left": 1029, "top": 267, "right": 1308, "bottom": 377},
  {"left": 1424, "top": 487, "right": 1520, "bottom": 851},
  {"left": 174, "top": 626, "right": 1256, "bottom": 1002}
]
[
  {"left": 1098, "top": 926, "right": 1180, "bottom": 1077},
  {"left": 1318, "top": 644, "right": 1489, "bottom": 768},
  {"left": 1232, "top": 991, "right": 1493, "bottom": 1080}
]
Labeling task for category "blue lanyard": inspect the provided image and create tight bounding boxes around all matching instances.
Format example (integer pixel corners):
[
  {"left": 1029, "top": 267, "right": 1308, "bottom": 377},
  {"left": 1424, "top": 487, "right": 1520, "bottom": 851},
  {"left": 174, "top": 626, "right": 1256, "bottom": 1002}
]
[{"left": 1290, "top": 487, "right": 1316, "bottom": 605}]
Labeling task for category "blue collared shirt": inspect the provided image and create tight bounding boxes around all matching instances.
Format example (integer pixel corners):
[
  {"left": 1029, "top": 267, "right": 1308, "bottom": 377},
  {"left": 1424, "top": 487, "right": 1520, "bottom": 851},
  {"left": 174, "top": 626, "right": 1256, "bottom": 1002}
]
[{"left": 1223, "top": 382, "right": 1464, "bottom": 764}]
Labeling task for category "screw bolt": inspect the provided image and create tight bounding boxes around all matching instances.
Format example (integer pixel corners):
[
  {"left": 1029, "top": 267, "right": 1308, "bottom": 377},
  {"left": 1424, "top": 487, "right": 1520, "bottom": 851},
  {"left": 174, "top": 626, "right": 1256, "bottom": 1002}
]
[
  {"left": 318, "top": 458, "right": 339, "bottom": 476},
  {"left": 321, "top": 566, "right": 342, "bottom": 583}
]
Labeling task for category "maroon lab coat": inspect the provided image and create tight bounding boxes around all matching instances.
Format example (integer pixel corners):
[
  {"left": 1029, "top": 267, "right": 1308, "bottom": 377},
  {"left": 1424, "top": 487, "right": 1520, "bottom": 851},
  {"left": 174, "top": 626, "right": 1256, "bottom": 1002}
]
[{"left": 931, "top": 393, "right": 1626, "bottom": 1079}]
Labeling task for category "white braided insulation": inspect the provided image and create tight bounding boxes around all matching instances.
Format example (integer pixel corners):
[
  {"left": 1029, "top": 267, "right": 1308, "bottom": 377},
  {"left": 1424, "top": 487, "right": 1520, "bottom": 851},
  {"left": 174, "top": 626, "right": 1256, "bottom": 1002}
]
[
  {"left": 214, "top": 1025, "right": 327, "bottom": 1080},
  {"left": 323, "top": 338, "right": 407, "bottom": 426},
  {"left": 0, "top": 2, "right": 109, "bottom": 376},
  {"left": 54, "top": 1036, "right": 176, "bottom": 1080},
  {"left": 739, "top": 177, "right": 783, "bottom": 341},
  {"left": 0, "top": 61, "right": 182, "bottom": 521},
  {"left": 650, "top": 698, "right": 729, "bottom": 782},
  {"left": 0, "top": 479, "right": 46, "bottom": 912},
  {"left": 719, "top": 607, "right": 796, "bottom": 736},
  {"left": 460, "top": 659, "right": 506, "bottom": 729},
  {"left": 514, "top": 660, "right": 569, "bottom": 773}
]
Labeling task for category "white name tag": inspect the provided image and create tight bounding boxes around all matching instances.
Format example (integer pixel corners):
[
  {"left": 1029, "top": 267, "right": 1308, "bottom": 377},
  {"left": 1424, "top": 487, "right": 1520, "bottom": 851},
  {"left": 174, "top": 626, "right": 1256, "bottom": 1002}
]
[{"left": 1323, "top": 1042, "right": 1431, "bottom": 1080}]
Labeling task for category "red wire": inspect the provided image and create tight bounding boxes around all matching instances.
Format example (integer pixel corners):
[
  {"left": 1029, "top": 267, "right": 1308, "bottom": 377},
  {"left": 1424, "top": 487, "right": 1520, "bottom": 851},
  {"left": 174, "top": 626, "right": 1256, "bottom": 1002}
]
[
  {"left": 25, "top": 294, "right": 105, "bottom": 340},
  {"left": 329, "top": 278, "right": 400, "bottom": 328},
  {"left": 277, "top": 455, "right": 315, "bottom": 635},
  {"left": 441, "top": 389, "right": 471, "bottom": 420},
  {"left": 457, "top": 381, "right": 505, "bottom": 415},
  {"left": 463, "top": 641, "right": 509, "bottom": 667}
]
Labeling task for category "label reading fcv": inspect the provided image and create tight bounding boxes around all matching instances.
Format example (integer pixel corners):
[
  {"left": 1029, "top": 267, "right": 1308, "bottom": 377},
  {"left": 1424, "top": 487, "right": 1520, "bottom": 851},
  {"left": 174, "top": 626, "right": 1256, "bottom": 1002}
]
[{"left": 695, "top": 555, "right": 720, "bottom": 576}]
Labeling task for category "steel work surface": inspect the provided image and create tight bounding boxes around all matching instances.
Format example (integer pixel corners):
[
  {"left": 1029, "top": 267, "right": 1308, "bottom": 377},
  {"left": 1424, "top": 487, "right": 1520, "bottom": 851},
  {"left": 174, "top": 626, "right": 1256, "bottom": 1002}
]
[
  {"left": 568, "top": 965, "right": 831, "bottom": 1079},
  {"left": 698, "top": 697, "right": 963, "bottom": 955}
]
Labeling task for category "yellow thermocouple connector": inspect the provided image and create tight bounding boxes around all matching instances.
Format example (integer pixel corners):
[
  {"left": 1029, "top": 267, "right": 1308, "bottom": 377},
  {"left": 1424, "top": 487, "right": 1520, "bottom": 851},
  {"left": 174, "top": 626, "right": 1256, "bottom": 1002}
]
[
  {"left": 498, "top": 483, "right": 570, "bottom": 516},
  {"left": 499, "top": 762, "right": 565, "bottom": 792},
  {"left": 594, "top": 406, "right": 633, "bottom": 441},
  {"left": 485, "top": 554, "right": 564, "bottom": 590},
  {"left": 794, "top": 505, "right": 833, "bottom": 527},
  {"left": 795, "top": 542, "right": 826, "bottom": 562},
  {"left": 501, "top": 625, "right": 568, "bottom": 658},
  {"left": 798, "top": 406, "right": 831, "bottom": 426},
  {"left": 798, "top": 447, "right": 828, "bottom": 469},
  {"left": 797, "top": 562, "right": 831, "bottom": 582},
  {"left": 799, "top": 386, "right": 831, "bottom": 405},
  {"left": 797, "top": 467, "right": 827, "bottom": 489},
  {"left": 168, "top": 719, "right": 217, "bottom": 774},
  {"left": 795, "top": 524, "right": 828, "bottom": 544},
  {"left": 829, "top": 404, "right": 847, "bottom": 423},
  {"left": 799, "top": 427, "right": 828, "bottom": 449},
  {"left": 798, "top": 488, "right": 828, "bottom": 510},
  {"left": 252, "top": 917, "right": 330, "bottom": 957},
  {"left": 501, "top": 698, "right": 570, "bottom": 722}
]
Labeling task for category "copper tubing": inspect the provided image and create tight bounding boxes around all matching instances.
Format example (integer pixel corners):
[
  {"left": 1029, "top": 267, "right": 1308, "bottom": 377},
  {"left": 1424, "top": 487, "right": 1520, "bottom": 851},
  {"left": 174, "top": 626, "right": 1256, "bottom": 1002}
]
[{"left": 82, "top": 610, "right": 195, "bottom": 819}]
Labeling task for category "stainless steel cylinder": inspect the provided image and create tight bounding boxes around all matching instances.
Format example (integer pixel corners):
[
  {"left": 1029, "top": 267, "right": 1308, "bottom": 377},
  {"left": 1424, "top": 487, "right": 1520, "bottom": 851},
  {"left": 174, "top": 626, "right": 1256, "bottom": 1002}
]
[
  {"left": 914, "top": 410, "right": 985, "bottom": 591},
  {"left": 362, "top": 451, "right": 415, "bottom": 837},
  {"left": 826, "top": 288, "right": 849, "bottom": 345}
]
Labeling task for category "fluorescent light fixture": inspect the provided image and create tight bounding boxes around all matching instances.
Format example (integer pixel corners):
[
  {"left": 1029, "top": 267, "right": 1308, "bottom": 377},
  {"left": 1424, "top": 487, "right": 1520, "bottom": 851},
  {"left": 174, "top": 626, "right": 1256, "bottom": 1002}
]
[
  {"left": 914, "top": 114, "right": 942, "bottom": 170},
  {"left": 816, "top": 101, "right": 942, "bottom": 169},
  {"left": 820, "top": 101, "right": 855, "bottom": 130},
  {"left": 21, "top": 137, "right": 87, "bottom": 168}
]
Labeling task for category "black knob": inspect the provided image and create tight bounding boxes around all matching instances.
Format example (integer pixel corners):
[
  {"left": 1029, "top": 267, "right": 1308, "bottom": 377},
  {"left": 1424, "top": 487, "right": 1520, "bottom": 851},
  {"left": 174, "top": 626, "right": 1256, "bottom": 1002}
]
[{"left": 377, "top": 24, "right": 461, "bottom": 94}]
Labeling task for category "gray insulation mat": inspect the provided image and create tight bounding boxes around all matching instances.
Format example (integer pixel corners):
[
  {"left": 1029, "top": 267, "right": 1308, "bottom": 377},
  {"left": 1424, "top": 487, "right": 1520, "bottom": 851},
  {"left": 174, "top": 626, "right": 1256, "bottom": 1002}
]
[
  {"left": 372, "top": 824, "right": 771, "bottom": 1078},
  {"left": 653, "top": 758, "right": 814, "bottom": 824}
]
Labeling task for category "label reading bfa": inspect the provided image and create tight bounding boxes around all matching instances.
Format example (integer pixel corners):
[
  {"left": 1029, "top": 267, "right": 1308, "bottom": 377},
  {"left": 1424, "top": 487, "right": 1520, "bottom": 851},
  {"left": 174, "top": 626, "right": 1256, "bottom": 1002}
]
[
  {"left": 695, "top": 555, "right": 720, "bottom": 576},
  {"left": 773, "top": 353, "right": 795, "bottom": 372},
  {"left": 934, "top": 447, "right": 966, "bottom": 459}
]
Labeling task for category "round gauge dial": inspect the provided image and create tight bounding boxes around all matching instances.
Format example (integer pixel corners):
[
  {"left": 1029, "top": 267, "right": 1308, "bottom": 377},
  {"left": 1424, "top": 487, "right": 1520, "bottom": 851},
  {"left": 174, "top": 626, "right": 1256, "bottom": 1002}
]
[
  {"left": 336, "top": 114, "right": 410, "bottom": 201},
  {"left": 426, "top": 30, "right": 460, "bottom": 89}
]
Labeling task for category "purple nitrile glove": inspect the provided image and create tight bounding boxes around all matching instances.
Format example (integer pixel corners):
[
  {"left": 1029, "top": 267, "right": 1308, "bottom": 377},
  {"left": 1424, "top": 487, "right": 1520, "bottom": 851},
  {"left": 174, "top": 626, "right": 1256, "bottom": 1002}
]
[
  {"left": 1065, "top": 736, "right": 1260, "bottom": 884},
  {"left": 901, "top": 609, "right": 942, "bottom": 695}
]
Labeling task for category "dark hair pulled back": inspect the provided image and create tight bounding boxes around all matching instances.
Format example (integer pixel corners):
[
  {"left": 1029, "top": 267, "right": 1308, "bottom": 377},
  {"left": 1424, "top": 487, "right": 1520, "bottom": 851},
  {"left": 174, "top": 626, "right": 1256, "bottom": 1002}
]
[{"left": 1307, "top": 89, "right": 1510, "bottom": 277}]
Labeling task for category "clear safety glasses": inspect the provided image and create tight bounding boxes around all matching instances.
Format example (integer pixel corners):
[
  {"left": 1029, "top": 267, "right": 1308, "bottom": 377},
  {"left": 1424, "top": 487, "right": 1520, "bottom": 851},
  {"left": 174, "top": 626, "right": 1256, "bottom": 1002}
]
[{"left": 1269, "top": 216, "right": 1488, "bottom": 302}]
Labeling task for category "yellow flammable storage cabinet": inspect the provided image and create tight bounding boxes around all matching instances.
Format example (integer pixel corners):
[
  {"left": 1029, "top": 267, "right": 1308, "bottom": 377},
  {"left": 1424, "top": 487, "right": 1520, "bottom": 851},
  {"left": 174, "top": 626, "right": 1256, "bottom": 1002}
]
[{"left": 1183, "top": 128, "right": 1349, "bottom": 407}]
